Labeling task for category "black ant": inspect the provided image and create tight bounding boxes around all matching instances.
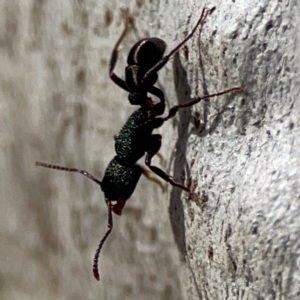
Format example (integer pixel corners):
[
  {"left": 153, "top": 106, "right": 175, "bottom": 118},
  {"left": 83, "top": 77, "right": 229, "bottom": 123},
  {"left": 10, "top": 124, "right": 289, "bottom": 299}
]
[{"left": 36, "top": 7, "right": 241, "bottom": 281}]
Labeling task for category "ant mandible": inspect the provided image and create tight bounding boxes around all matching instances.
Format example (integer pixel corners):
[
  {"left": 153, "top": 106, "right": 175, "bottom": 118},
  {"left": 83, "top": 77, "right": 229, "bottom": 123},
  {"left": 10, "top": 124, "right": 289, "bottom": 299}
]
[{"left": 36, "top": 7, "right": 241, "bottom": 281}]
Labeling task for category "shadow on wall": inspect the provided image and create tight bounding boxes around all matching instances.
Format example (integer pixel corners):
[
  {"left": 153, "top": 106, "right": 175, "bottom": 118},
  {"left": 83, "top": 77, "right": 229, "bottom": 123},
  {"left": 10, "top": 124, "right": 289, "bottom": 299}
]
[{"left": 168, "top": 53, "right": 191, "bottom": 261}]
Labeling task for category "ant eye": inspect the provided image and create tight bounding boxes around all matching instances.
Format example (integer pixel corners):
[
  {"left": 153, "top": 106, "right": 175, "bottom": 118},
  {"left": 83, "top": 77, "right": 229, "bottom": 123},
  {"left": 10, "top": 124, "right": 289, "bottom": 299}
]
[{"left": 111, "top": 200, "right": 118, "bottom": 206}]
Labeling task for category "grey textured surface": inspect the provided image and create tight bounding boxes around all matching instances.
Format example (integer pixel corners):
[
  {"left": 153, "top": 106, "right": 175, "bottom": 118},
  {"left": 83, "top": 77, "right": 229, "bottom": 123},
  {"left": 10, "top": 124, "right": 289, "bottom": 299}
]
[{"left": 1, "top": 0, "right": 299, "bottom": 299}]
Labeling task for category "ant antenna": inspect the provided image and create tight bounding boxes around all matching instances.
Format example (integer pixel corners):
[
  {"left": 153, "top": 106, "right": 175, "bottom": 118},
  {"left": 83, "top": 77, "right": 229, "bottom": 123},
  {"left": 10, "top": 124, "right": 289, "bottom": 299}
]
[
  {"left": 93, "top": 202, "right": 113, "bottom": 281},
  {"left": 36, "top": 161, "right": 114, "bottom": 280},
  {"left": 35, "top": 162, "right": 102, "bottom": 186}
]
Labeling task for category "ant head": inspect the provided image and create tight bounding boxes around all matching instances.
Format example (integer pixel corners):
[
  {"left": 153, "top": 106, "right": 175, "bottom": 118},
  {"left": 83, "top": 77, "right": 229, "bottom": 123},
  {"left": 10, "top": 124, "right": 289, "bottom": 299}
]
[
  {"left": 111, "top": 199, "right": 127, "bottom": 215},
  {"left": 106, "top": 198, "right": 127, "bottom": 215}
]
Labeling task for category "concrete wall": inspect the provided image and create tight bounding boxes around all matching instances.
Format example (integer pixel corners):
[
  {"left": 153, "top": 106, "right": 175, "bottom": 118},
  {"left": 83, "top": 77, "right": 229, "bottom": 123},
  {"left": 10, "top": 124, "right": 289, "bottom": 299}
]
[{"left": 1, "top": 0, "right": 299, "bottom": 299}]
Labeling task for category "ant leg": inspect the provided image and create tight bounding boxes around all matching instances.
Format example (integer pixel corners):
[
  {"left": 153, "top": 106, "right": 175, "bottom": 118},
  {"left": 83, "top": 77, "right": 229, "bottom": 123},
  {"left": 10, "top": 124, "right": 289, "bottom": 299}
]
[
  {"left": 93, "top": 203, "right": 113, "bottom": 281},
  {"left": 148, "top": 86, "right": 165, "bottom": 103},
  {"left": 138, "top": 164, "right": 166, "bottom": 192},
  {"left": 163, "top": 87, "right": 242, "bottom": 121},
  {"left": 142, "top": 8, "right": 210, "bottom": 84},
  {"left": 36, "top": 162, "right": 102, "bottom": 186},
  {"left": 145, "top": 135, "right": 190, "bottom": 192},
  {"left": 109, "top": 10, "right": 133, "bottom": 92},
  {"left": 149, "top": 86, "right": 166, "bottom": 115}
]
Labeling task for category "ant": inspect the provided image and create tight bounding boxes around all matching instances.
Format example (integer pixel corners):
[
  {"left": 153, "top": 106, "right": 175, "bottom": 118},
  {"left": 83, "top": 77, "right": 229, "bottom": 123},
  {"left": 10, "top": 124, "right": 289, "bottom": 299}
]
[{"left": 36, "top": 7, "right": 241, "bottom": 281}]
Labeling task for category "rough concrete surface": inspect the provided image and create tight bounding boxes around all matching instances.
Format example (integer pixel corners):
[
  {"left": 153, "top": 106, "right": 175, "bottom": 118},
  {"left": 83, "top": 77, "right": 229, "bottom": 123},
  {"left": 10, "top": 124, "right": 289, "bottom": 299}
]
[{"left": 1, "top": 0, "right": 299, "bottom": 299}]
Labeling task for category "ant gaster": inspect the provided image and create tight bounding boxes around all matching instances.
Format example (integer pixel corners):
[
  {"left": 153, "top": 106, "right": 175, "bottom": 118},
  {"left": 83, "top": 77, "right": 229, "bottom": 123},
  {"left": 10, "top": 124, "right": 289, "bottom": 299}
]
[{"left": 36, "top": 8, "right": 241, "bottom": 281}]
